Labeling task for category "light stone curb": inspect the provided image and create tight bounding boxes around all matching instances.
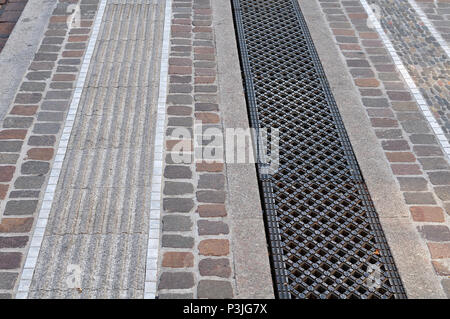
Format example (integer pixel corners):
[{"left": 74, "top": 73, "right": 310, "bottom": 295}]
[{"left": 15, "top": 0, "right": 109, "bottom": 299}]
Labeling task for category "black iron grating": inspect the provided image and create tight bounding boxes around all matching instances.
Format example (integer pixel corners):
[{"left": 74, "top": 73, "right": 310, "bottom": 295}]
[{"left": 231, "top": 0, "right": 406, "bottom": 299}]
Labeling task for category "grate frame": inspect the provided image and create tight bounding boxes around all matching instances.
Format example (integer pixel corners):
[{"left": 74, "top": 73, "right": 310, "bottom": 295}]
[{"left": 231, "top": 0, "right": 407, "bottom": 299}]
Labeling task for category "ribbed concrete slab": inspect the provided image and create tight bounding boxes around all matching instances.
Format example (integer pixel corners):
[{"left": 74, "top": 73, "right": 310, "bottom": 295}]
[{"left": 27, "top": 0, "right": 164, "bottom": 298}]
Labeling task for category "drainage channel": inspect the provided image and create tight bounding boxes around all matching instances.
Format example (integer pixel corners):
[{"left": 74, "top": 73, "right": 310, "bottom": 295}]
[{"left": 231, "top": 0, "right": 407, "bottom": 299}]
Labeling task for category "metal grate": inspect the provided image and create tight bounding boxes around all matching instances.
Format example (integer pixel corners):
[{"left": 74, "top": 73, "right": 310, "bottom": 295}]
[{"left": 231, "top": 0, "right": 407, "bottom": 299}]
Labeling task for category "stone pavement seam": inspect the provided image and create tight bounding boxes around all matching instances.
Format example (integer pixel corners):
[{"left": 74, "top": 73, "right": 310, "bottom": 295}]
[{"left": 156, "top": 0, "right": 235, "bottom": 299}]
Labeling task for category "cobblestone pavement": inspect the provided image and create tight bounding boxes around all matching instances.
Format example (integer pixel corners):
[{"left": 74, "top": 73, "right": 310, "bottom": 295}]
[
  {"left": 317, "top": 0, "right": 450, "bottom": 297},
  {"left": 26, "top": 0, "right": 165, "bottom": 298},
  {"left": 1, "top": 0, "right": 450, "bottom": 299},
  {"left": 0, "top": 0, "right": 27, "bottom": 52},
  {"left": 369, "top": 0, "right": 450, "bottom": 143},
  {"left": 157, "top": 0, "right": 235, "bottom": 299}
]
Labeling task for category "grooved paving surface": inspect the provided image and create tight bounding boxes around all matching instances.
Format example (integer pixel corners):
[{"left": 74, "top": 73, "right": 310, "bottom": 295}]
[{"left": 28, "top": 0, "right": 164, "bottom": 298}]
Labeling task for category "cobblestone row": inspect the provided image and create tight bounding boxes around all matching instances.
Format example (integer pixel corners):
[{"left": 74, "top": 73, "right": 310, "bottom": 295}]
[
  {"left": 157, "top": 0, "right": 234, "bottom": 299},
  {"left": 319, "top": 0, "right": 450, "bottom": 297},
  {"left": 0, "top": 0, "right": 98, "bottom": 299},
  {"left": 372, "top": 0, "right": 450, "bottom": 139}
]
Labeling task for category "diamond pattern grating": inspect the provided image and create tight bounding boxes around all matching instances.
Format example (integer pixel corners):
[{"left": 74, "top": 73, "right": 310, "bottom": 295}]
[{"left": 231, "top": 0, "right": 407, "bottom": 299}]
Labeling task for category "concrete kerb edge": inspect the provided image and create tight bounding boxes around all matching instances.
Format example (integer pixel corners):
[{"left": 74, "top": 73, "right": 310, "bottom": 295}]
[
  {"left": 0, "top": 0, "right": 58, "bottom": 124},
  {"left": 298, "top": 0, "right": 445, "bottom": 299},
  {"left": 212, "top": 0, "right": 275, "bottom": 299}
]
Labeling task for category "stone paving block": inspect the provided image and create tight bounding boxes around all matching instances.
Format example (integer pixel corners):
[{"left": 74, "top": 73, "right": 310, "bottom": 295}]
[
  {"left": 410, "top": 206, "right": 445, "bottom": 222},
  {"left": 432, "top": 260, "right": 450, "bottom": 276},
  {"left": 9, "top": 190, "right": 40, "bottom": 198},
  {"left": 198, "top": 239, "right": 229, "bottom": 256},
  {"left": 397, "top": 177, "right": 428, "bottom": 191},
  {"left": 197, "top": 204, "right": 227, "bottom": 217},
  {"left": 20, "top": 82, "right": 46, "bottom": 92},
  {"left": 0, "top": 236, "right": 28, "bottom": 249},
  {"left": 162, "top": 252, "right": 194, "bottom": 268},
  {"left": 0, "top": 252, "right": 21, "bottom": 269},
  {"left": 20, "top": 161, "right": 50, "bottom": 175},
  {"left": 434, "top": 186, "right": 450, "bottom": 201},
  {"left": 196, "top": 190, "right": 225, "bottom": 203},
  {"left": 427, "top": 171, "right": 450, "bottom": 185},
  {"left": 14, "top": 176, "right": 45, "bottom": 189},
  {"left": 197, "top": 174, "right": 224, "bottom": 190},
  {"left": 163, "top": 181, "right": 194, "bottom": 195},
  {"left": 418, "top": 157, "right": 450, "bottom": 170},
  {"left": 10, "top": 105, "right": 38, "bottom": 116},
  {"left": 158, "top": 293, "right": 194, "bottom": 299},
  {"left": 0, "top": 218, "right": 33, "bottom": 233},
  {"left": 28, "top": 135, "right": 56, "bottom": 146},
  {"left": 163, "top": 198, "right": 194, "bottom": 213},
  {"left": 0, "top": 272, "right": 18, "bottom": 290},
  {"left": 32, "top": 123, "right": 61, "bottom": 134},
  {"left": 428, "top": 243, "right": 450, "bottom": 259},
  {"left": 197, "top": 280, "right": 233, "bottom": 299}
]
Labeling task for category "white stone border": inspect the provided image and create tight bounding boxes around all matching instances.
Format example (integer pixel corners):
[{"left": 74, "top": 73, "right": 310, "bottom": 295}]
[
  {"left": 360, "top": 0, "right": 450, "bottom": 157},
  {"left": 143, "top": 0, "right": 171, "bottom": 299},
  {"left": 409, "top": 0, "right": 450, "bottom": 58},
  {"left": 15, "top": 0, "right": 109, "bottom": 299}
]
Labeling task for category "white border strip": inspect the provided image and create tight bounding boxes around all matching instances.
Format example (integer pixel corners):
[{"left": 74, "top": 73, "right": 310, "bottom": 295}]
[
  {"left": 143, "top": 0, "right": 171, "bottom": 299},
  {"left": 360, "top": 0, "right": 450, "bottom": 157},
  {"left": 15, "top": 0, "right": 109, "bottom": 299},
  {"left": 409, "top": 0, "right": 450, "bottom": 58}
]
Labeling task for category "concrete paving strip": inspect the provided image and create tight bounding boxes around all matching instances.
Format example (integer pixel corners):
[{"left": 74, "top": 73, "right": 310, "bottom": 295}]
[{"left": 17, "top": 0, "right": 165, "bottom": 298}]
